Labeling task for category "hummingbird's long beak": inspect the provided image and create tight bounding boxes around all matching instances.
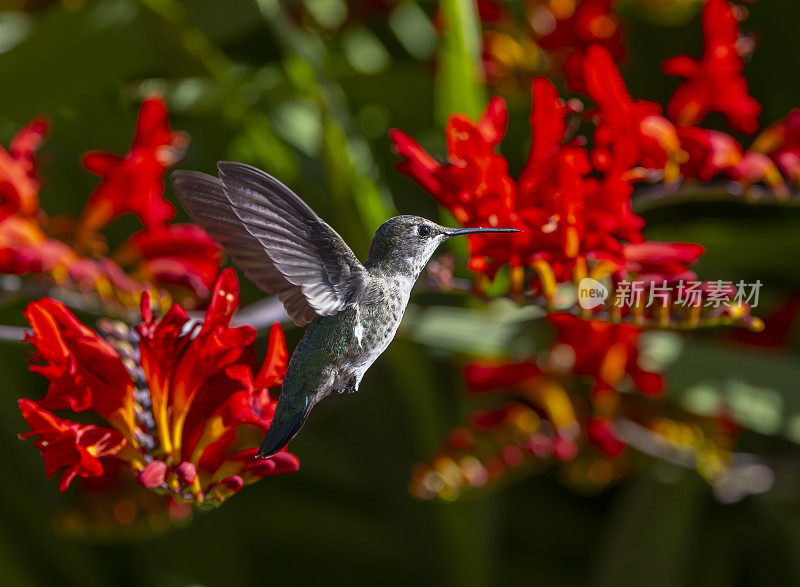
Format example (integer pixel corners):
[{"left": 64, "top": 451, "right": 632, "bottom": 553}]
[{"left": 445, "top": 227, "right": 521, "bottom": 237}]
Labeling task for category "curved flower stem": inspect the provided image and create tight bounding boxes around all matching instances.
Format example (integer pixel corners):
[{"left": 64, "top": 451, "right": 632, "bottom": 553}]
[
  {"left": 632, "top": 180, "right": 800, "bottom": 213},
  {"left": 0, "top": 325, "right": 29, "bottom": 342},
  {"left": 614, "top": 418, "right": 775, "bottom": 502}
]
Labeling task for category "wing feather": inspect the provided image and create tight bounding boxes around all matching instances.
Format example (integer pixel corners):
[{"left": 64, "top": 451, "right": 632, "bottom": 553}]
[{"left": 172, "top": 163, "right": 371, "bottom": 326}]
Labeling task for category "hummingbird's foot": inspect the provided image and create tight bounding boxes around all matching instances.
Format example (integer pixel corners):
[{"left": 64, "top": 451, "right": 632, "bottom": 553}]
[
  {"left": 334, "top": 375, "right": 358, "bottom": 394},
  {"left": 344, "top": 376, "right": 358, "bottom": 394}
]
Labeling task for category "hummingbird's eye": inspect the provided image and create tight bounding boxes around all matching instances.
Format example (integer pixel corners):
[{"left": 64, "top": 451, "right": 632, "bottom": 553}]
[{"left": 417, "top": 225, "right": 432, "bottom": 238}]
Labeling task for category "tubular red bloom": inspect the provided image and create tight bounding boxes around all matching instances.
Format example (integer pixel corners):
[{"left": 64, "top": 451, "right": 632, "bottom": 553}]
[
  {"left": 392, "top": 74, "right": 699, "bottom": 289},
  {"left": 729, "top": 151, "right": 785, "bottom": 191},
  {"left": 586, "top": 417, "right": 625, "bottom": 457},
  {"left": 0, "top": 117, "right": 48, "bottom": 220},
  {"left": 749, "top": 109, "right": 800, "bottom": 185},
  {"left": 115, "top": 224, "right": 221, "bottom": 298},
  {"left": 583, "top": 45, "right": 685, "bottom": 181},
  {"left": 18, "top": 270, "right": 298, "bottom": 502},
  {"left": 623, "top": 241, "right": 705, "bottom": 283},
  {"left": 18, "top": 399, "right": 126, "bottom": 492},
  {"left": 538, "top": 0, "right": 625, "bottom": 92},
  {"left": 23, "top": 297, "right": 137, "bottom": 436},
  {"left": 465, "top": 361, "right": 542, "bottom": 393},
  {"left": 392, "top": 78, "right": 645, "bottom": 283},
  {"left": 677, "top": 126, "right": 743, "bottom": 181},
  {"left": 137, "top": 268, "right": 257, "bottom": 461},
  {"left": 0, "top": 215, "right": 75, "bottom": 274},
  {"left": 662, "top": 0, "right": 761, "bottom": 133},
  {"left": 80, "top": 95, "right": 188, "bottom": 232},
  {"left": 547, "top": 314, "right": 664, "bottom": 397},
  {"left": 0, "top": 104, "right": 215, "bottom": 309}
]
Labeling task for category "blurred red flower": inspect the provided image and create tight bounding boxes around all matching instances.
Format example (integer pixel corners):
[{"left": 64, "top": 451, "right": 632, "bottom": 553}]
[
  {"left": 392, "top": 78, "right": 621, "bottom": 283},
  {"left": 583, "top": 44, "right": 686, "bottom": 182},
  {"left": 18, "top": 269, "right": 298, "bottom": 504},
  {"left": 662, "top": 0, "right": 761, "bottom": 133},
  {"left": 392, "top": 74, "right": 698, "bottom": 291},
  {"left": 676, "top": 125, "right": 743, "bottom": 181},
  {"left": 0, "top": 117, "right": 48, "bottom": 220},
  {"left": 80, "top": 95, "right": 188, "bottom": 232},
  {"left": 115, "top": 224, "right": 222, "bottom": 299},
  {"left": 546, "top": 314, "right": 663, "bottom": 396},
  {"left": 468, "top": 314, "right": 663, "bottom": 400},
  {"left": 750, "top": 109, "right": 800, "bottom": 185},
  {"left": 0, "top": 98, "right": 218, "bottom": 306},
  {"left": 538, "top": 0, "right": 625, "bottom": 92}
]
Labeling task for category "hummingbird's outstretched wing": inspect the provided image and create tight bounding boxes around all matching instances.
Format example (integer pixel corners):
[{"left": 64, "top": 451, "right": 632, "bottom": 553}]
[{"left": 172, "top": 162, "right": 372, "bottom": 325}]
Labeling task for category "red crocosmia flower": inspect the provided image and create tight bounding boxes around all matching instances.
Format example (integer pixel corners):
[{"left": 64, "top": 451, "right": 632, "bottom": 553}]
[
  {"left": 465, "top": 361, "right": 542, "bottom": 393},
  {"left": 115, "top": 224, "right": 221, "bottom": 298},
  {"left": 547, "top": 314, "right": 664, "bottom": 397},
  {"left": 19, "top": 269, "right": 298, "bottom": 502},
  {"left": 662, "top": 0, "right": 761, "bottom": 133},
  {"left": 677, "top": 126, "right": 743, "bottom": 181},
  {"left": 586, "top": 417, "right": 625, "bottom": 457},
  {"left": 538, "top": 0, "right": 625, "bottom": 93},
  {"left": 392, "top": 77, "right": 647, "bottom": 286},
  {"left": 24, "top": 297, "right": 137, "bottom": 434},
  {"left": 79, "top": 95, "right": 187, "bottom": 232},
  {"left": 0, "top": 117, "right": 48, "bottom": 220},
  {"left": 729, "top": 151, "right": 786, "bottom": 192},
  {"left": 0, "top": 215, "right": 75, "bottom": 274},
  {"left": 18, "top": 399, "right": 126, "bottom": 492},
  {"left": 622, "top": 241, "right": 705, "bottom": 283},
  {"left": 455, "top": 314, "right": 665, "bottom": 466},
  {"left": 583, "top": 44, "right": 686, "bottom": 182},
  {"left": 750, "top": 109, "right": 800, "bottom": 184}
]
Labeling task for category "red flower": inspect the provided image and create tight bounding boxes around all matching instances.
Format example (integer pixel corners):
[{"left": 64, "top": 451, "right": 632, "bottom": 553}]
[
  {"left": 23, "top": 297, "right": 137, "bottom": 434},
  {"left": 583, "top": 45, "right": 685, "bottom": 181},
  {"left": 677, "top": 126, "right": 743, "bottom": 181},
  {"left": 79, "top": 95, "right": 187, "bottom": 232},
  {"left": 662, "top": 0, "right": 760, "bottom": 133},
  {"left": 115, "top": 224, "right": 221, "bottom": 298},
  {"left": 391, "top": 78, "right": 642, "bottom": 284},
  {"left": 0, "top": 215, "right": 75, "bottom": 275},
  {"left": 586, "top": 417, "right": 625, "bottom": 457},
  {"left": 410, "top": 312, "right": 668, "bottom": 497},
  {"left": 729, "top": 151, "right": 785, "bottom": 191},
  {"left": 392, "top": 73, "right": 700, "bottom": 293},
  {"left": 622, "top": 241, "right": 704, "bottom": 283},
  {"left": 538, "top": 0, "right": 625, "bottom": 92},
  {"left": 466, "top": 314, "right": 663, "bottom": 401},
  {"left": 18, "top": 399, "right": 126, "bottom": 492},
  {"left": 750, "top": 109, "right": 800, "bottom": 184},
  {"left": 465, "top": 361, "right": 542, "bottom": 393},
  {"left": 0, "top": 102, "right": 217, "bottom": 308},
  {"left": 18, "top": 269, "right": 298, "bottom": 502},
  {"left": 0, "top": 117, "right": 48, "bottom": 220},
  {"left": 547, "top": 314, "right": 663, "bottom": 397}
]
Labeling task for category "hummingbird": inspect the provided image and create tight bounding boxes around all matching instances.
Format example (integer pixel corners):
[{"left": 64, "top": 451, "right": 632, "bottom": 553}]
[{"left": 172, "top": 162, "right": 519, "bottom": 458}]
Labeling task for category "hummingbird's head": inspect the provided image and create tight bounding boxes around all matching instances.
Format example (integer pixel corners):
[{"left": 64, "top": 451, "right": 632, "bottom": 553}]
[{"left": 366, "top": 215, "right": 519, "bottom": 278}]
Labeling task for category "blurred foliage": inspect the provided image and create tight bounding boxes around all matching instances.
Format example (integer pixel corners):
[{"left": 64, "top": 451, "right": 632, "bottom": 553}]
[{"left": 0, "top": 0, "right": 800, "bottom": 586}]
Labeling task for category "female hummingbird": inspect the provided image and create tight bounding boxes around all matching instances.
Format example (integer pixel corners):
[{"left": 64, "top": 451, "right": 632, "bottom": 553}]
[{"left": 172, "top": 162, "right": 519, "bottom": 458}]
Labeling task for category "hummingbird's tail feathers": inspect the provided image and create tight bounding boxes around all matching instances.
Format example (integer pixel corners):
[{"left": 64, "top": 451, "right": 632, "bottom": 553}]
[{"left": 256, "top": 403, "right": 312, "bottom": 459}]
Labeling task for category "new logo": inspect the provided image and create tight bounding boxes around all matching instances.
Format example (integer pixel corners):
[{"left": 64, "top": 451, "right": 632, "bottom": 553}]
[{"left": 578, "top": 278, "right": 608, "bottom": 309}]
